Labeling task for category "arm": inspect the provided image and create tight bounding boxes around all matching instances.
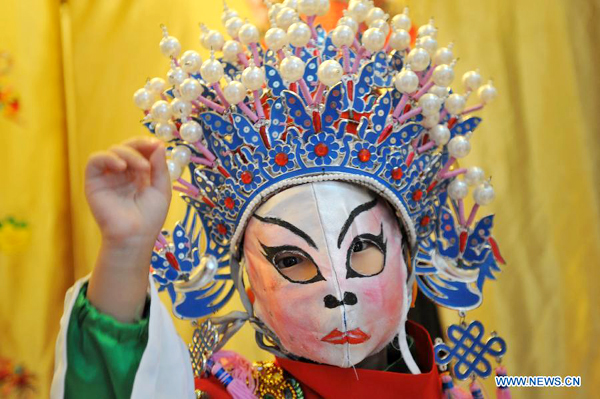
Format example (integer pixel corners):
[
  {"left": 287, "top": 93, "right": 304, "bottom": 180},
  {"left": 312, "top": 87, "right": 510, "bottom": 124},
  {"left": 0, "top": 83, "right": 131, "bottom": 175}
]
[
  {"left": 54, "top": 137, "right": 195, "bottom": 399},
  {"left": 84, "top": 137, "right": 171, "bottom": 322}
]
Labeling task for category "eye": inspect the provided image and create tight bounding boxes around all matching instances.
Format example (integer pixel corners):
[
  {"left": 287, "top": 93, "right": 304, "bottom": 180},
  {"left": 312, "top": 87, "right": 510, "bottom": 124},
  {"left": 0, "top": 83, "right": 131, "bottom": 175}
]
[
  {"left": 274, "top": 253, "right": 303, "bottom": 269},
  {"left": 346, "top": 229, "right": 387, "bottom": 278},
  {"left": 260, "top": 243, "right": 325, "bottom": 284},
  {"left": 352, "top": 240, "right": 373, "bottom": 253}
]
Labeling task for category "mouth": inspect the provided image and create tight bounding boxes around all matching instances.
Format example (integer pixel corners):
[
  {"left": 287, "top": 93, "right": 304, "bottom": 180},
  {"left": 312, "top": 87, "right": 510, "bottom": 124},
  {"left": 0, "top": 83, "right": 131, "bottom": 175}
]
[{"left": 320, "top": 328, "right": 370, "bottom": 345}]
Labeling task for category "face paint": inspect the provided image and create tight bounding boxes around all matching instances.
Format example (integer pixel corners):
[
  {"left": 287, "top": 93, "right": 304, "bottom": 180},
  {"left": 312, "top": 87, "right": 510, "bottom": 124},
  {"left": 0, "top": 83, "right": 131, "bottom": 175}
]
[{"left": 243, "top": 181, "right": 407, "bottom": 367}]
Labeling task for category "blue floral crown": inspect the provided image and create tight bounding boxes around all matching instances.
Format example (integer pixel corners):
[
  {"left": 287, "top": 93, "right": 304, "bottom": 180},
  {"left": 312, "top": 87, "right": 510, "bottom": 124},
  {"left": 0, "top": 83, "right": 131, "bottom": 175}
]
[{"left": 134, "top": 2, "right": 505, "bottom": 320}]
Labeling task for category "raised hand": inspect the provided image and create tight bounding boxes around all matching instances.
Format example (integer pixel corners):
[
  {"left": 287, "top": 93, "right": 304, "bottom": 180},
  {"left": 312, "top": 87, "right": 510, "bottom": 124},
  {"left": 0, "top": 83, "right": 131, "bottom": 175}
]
[
  {"left": 85, "top": 137, "right": 171, "bottom": 245},
  {"left": 85, "top": 137, "right": 172, "bottom": 322}
]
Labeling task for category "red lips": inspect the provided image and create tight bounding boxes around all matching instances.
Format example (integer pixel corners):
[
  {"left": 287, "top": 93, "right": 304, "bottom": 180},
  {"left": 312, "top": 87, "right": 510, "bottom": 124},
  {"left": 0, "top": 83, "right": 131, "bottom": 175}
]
[{"left": 321, "top": 328, "right": 370, "bottom": 345}]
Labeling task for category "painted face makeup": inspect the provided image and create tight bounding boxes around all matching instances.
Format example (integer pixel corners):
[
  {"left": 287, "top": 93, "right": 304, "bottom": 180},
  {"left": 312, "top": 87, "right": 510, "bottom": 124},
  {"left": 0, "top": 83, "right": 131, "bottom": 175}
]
[{"left": 243, "top": 181, "right": 408, "bottom": 367}]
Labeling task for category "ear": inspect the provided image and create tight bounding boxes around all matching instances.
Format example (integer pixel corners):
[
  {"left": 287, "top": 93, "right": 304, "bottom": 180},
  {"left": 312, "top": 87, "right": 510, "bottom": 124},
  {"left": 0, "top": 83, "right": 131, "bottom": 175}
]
[
  {"left": 411, "top": 280, "right": 418, "bottom": 308},
  {"left": 246, "top": 286, "right": 255, "bottom": 305},
  {"left": 402, "top": 239, "right": 417, "bottom": 307}
]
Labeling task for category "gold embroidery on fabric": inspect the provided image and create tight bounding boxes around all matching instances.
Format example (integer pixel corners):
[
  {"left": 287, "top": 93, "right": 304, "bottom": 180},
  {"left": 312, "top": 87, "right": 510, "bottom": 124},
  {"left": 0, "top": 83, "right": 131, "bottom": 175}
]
[{"left": 253, "top": 361, "right": 304, "bottom": 399}]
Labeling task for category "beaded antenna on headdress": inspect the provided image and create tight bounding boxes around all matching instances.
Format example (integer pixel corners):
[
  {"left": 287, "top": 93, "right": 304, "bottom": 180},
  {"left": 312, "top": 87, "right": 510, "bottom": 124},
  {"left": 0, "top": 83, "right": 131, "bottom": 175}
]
[{"left": 134, "top": 0, "right": 507, "bottom": 381}]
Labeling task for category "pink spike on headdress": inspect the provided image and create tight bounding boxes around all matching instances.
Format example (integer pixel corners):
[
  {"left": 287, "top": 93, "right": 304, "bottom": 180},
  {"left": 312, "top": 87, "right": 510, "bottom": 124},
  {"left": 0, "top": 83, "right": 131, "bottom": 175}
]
[{"left": 193, "top": 98, "right": 225, "bottom": 114}]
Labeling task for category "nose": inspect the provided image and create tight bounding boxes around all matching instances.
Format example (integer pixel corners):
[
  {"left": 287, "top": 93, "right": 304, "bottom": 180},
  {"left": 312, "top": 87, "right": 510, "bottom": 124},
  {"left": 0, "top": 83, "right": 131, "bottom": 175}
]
[{"left": 323, "top": 292, "right": 358, "bottom": 308}]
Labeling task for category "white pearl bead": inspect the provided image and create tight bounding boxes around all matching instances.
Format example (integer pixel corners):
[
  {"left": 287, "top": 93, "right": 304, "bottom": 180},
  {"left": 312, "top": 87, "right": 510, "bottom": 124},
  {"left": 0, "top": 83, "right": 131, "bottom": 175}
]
[
  {"left": 167, "top": 67, "right": 187, "bottom": 86},
  {"left": 337, "top": 16, "right": 359, "bottom": 34},
  {"left": 394, "top": 69, "right": 419, "bottom": 93},
  {"left": 407, "top": 48, "right": 430, "bottom": 72},
  {"left": 238, "top": 23, "right": 259, "bottom": 45},
  {"left": 366, "top": 7, "right": 386, "bottom": 26},
  {"left": 283, "top": 0, "right": 298, "bottom": 9},
  {"left": 222, "top": 40, "right": 243, "bottom": 63},
  {"left": 268, "top": 3, "right": 284, "bottom": 23},
  {"left": 422, "top": 113, "right": 440, "bottom": 128},
  {"left": 199, "top": 30, "right": 209, "bottom": 50},
  {"left": 388, "top": 29, "right": 410, "bottom": 51},
  {"left": 179, "top": 78, "right": 202, "bottom": 102},
  {"left": 478, "top": 82, "right": 498, "bottom": 103},
  {"left": 297, "top": 0, "right": 319, "bottom": 15},
  {"left": 473, "top": 183, "right": 495, "bottom": 206},
  {"left": 347, "top": 0, "right": 370, "bottom": 23},
  {"left": 448, "top": 179, "right": 469, "bottom": 200},
  {"left": 276, "top": 7, "right": 299, "bottom": 30},
  {"left": 151, "top": 100, "right": 172, "bottom": 122},
  {"left": 316, "top": 0, "right": 330, "bottom": 16},
  {"left": 167, "top": 160, "right": 183, "bottom": 181},
  {"left": 133, "top": 88, "right": 154, "bottom": 110},
  {"left": 418, "top": 93, "right": 441, "bottom": 116},
  {"left": 155, "top": 121, "right": 177, "bottom": 141},
  {"left": 280, "top": 55, "right": 305, "bottom": 82},
  {"left": 447, "top": 136, "right": 471, "bottom": 158},
  {"left": 159, "top": 36, "right": 181, "bottom": 58},
  {"left": 180, "top": 51, "right": 202, "bottom": 74},
  {"left": 417, "top": 35, "right": 438, "bottom": 55},
  {"left": 180, "top": 120, "right": 203, "bottom": 142},
  {"left": 172, "top": 145, "right": 192, "bottom": 166},
  {"left": 331, "top": 25, "right": 354, "bottom": 48},
  {"left": 242, "top": 65, "right": 265, "bottom": 91},
  {"left": 361, "top": 27, "right": 386, "bottom": 53},
  {"left": 221, "top": 8, "right": 239, "bottom": 26},
  {"left": 265, "top": 28, "right": 288, "bottom": 51},
  {"left": 200, "top": 58, "right": 224, "bottom": 84},
  {"left": 430, "top": 124, "right": 450, "bottom": 145},
  {"left": 432, "top": 64, "right": 454, "bottom": 87},
  {"left": 462, "top": 70, "right": 482, "bottom": 91},
  {"left": 370, "top": 19, "right": 390, "bottom": 37},
  {"left": 391, "top": 13, "right": 411, "bottom": 31},
  {"left": 287, "top": 22, "right": 312, "bottom": 47},
  {"left": 429, "top": 85, "right": 449, "bottom": 98},
  {"left": 418, "top": 20, "right": 436, "bottom": 37},
  {"left": 433, "top": 46, "right": 453, "bottom": 65},
  {"left": 465, "top": 166, "right": 485, "bottom": 186},
  {"left": 204, "top": 30, "right": 225, "bottom": 51},
  {"left": 317, "top": 59, "right": 343, "bottom": 86},
  {"left": 225, "top": 17, "right": 244, "bottom": 38},
  {"left": 223, "top": 80, "right": 247, "bottom": 104},
  {"left": 445, "top": 93, "right": 467, "bottom": 115},
  {"left": 147, "top": 77, "right": 166, "bottom": 94},
  {"left": 170, "top": 98, "right": 192, "bottom": 119}
]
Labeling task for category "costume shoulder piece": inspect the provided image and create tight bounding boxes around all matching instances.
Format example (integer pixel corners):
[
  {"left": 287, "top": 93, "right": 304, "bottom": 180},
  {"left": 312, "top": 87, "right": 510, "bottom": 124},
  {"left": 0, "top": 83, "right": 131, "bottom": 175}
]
[{"left": 133, "top": 0, "right": 510, "bottom": 396}]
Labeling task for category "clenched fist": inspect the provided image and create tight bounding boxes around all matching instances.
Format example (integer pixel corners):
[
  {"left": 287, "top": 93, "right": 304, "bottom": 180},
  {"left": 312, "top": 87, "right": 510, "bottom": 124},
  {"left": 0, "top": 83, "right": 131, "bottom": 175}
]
[{"left": 85, "top": 137, "right": 172, "bottom": 322}]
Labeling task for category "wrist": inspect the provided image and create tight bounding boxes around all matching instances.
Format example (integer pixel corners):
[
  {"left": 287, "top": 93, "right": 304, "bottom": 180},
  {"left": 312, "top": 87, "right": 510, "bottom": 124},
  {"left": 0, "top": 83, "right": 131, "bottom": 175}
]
[
  {"left": 100, "top": 234, "right": 156, "bottom": 254},
  {"left": 98, "top": 237, "right": 155, "bottom": 272}
]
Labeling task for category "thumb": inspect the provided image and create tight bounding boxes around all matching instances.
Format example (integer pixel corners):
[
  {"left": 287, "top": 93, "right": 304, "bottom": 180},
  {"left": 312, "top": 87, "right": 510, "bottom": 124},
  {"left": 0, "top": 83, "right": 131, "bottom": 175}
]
[{"left": 149, "top": 143, "right": 172, "bottom": 197}]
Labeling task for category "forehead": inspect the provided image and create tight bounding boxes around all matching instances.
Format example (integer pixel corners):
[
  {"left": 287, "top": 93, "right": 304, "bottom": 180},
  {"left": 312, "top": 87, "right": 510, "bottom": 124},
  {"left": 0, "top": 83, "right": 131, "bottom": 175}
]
[{"left": 254, "top": 181, "right": 377, "bottom": 233}]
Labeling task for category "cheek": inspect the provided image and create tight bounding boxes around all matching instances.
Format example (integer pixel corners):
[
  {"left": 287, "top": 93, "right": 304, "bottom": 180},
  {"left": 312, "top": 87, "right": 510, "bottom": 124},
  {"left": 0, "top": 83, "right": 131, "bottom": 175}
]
[
  {"left": 361, "top": 275, "right": 404, "bottom": 314},
  {"left": 245, "top": 250, "right": 327, "bottom": 335},
  {"left": 246, "top": 251, "right": 351, "bottom": 364},
  {"left": 346, "top": 259, "right": 405, "bottom": 323},
  {"left": 341, "top": 248, "right": 406, "bottom": 358}
]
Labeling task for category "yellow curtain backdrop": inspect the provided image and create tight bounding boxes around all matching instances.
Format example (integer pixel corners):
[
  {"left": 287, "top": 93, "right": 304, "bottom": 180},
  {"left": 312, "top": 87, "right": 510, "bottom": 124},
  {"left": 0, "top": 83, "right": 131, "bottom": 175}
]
[
  {"left": 0, "top": 0, "right": 598, "bottom": 397},
  {"left": 0, "top": 0, "right": 74, "bottom": 396}
]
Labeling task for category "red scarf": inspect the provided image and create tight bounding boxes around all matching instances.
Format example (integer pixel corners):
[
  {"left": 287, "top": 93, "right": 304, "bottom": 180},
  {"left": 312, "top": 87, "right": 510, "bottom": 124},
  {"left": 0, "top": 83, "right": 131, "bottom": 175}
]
[{"left": 196, "top": 320, "right": 442, "bottom": 398}]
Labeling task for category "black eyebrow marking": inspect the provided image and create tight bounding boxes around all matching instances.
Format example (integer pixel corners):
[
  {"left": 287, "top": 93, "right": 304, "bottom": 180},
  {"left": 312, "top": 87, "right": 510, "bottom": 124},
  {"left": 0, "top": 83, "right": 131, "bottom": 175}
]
[
  {"left": 337, "top": 198, "right": 379, "bottom": 248},
  {"left": 253, "top": 214, "right": 318, "bottom": 249}
]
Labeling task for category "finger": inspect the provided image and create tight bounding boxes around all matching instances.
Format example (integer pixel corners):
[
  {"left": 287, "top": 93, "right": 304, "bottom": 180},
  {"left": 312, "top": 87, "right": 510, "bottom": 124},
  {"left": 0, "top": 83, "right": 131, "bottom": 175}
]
[
  {"left": 86, "top": 151, "right": 127, "bottom": 180},
  {"left": 148, "top": 143, "right": 172, "bottom": 195},
  {"left": 110, "top": 145, "right": 151, "bottom": 172},
  {"left": 123, "top": 136, "right": 162, "bottom": 160}
]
